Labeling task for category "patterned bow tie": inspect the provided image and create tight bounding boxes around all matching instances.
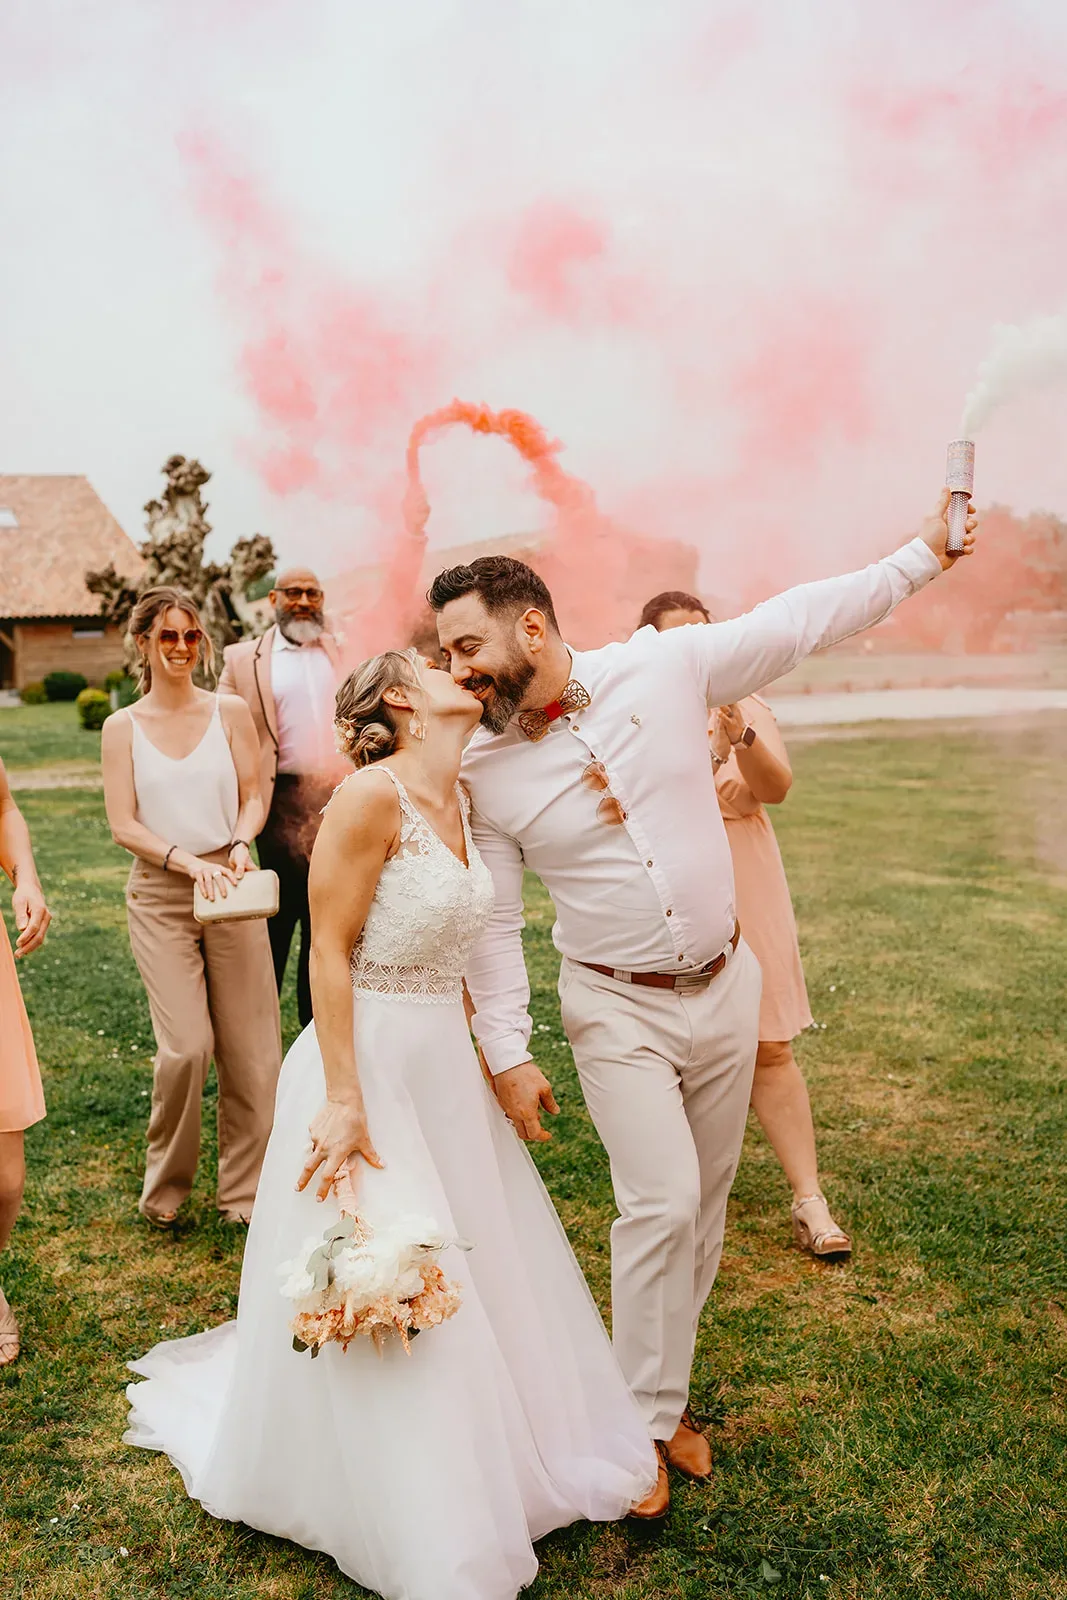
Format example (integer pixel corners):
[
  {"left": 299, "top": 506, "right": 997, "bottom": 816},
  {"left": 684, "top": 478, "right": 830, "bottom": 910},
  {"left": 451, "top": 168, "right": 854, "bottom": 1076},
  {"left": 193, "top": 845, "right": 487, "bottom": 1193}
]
[{"left": 516, "top": 680, "right": 592, "bottom": 741}]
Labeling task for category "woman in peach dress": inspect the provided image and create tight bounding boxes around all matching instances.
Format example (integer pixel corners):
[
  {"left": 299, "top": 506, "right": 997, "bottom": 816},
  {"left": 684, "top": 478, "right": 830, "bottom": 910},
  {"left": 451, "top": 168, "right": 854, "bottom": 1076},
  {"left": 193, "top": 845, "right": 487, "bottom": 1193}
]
[
  {"left": 641, "top": 594, "right": 851, "bottom": 1259},
  {"left": 0, "top": 755, "right": 51, "bottom": 1366}
]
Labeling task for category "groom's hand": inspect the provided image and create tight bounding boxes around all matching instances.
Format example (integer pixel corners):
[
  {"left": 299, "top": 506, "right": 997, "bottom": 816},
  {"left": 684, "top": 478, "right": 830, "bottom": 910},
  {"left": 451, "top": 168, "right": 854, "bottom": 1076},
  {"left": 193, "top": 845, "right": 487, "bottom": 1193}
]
[
  {"left": 922, "top": 485, "right": 978, "bottom": 571},
  {"left": 494, "top": 1060, "right": 560, "bottom": 1143}
]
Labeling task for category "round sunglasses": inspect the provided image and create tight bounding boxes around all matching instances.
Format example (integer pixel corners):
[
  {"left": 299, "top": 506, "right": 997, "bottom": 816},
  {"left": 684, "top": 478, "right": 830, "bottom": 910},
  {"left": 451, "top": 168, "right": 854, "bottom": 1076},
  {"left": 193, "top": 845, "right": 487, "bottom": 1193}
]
[{"left": 157, "top": 627, "right": 204, "bottom": 648}]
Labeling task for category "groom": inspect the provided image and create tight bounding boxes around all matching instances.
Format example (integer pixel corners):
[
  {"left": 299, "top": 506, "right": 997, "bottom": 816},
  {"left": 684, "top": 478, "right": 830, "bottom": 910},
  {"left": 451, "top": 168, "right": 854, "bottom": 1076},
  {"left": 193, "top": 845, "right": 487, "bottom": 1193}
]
[{"left": 430, "top": 489, "right": 975, "bottom": 1519}]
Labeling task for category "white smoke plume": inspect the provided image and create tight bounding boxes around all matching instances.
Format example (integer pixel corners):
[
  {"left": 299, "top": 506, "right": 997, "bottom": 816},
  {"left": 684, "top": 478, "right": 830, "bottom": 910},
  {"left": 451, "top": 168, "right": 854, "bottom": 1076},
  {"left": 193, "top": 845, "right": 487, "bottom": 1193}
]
[{"left": 962, "top": 313, "right": 1067, "bottom": 437}]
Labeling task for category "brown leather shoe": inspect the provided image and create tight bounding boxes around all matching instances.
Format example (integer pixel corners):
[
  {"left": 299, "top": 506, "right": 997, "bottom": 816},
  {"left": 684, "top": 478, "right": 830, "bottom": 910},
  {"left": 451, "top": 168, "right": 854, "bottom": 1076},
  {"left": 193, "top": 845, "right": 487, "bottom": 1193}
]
[
  {"left": 629, "top": 1442, "right": 670, "bottom": 1521},
  {"left": 664, "top": 1407, "right": 712, "bottom": 1481}
]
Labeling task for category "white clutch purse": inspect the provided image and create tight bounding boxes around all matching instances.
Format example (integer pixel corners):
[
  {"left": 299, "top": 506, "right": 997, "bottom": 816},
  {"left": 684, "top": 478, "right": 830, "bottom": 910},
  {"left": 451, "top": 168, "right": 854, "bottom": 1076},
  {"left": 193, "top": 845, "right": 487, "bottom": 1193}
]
[{"left": 193, "top": 868, "right": 280, "bottom": 925}]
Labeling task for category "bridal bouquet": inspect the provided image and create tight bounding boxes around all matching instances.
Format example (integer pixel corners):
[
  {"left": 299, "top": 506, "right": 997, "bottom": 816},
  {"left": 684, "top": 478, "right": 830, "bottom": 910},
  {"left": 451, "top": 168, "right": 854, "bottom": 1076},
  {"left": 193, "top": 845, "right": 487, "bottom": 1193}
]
[{"left": 279, "top": 1195, "right": 466, "bottom": 1358}]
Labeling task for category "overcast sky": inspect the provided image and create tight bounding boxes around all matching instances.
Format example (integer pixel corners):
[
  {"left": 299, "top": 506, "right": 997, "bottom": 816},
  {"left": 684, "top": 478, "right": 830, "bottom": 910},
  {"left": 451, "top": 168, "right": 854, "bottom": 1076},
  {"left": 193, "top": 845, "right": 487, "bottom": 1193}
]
[{"left": 3, "top": 0, "right": 1066, "bottom": 599}]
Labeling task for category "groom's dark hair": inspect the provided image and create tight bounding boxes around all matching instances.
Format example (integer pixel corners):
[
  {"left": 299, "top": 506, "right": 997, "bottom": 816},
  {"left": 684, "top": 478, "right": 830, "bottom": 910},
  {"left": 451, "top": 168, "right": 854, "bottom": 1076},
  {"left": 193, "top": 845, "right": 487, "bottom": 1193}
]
[{"left": 427, "top": 556, "right": 560, "bottom": 633}]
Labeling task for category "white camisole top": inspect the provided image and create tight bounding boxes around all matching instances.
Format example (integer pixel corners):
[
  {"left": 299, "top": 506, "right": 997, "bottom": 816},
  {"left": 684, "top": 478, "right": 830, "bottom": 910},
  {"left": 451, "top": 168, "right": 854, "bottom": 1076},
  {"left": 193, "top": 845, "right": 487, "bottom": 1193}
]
[{"left": 130, "top": 694, "right": 239, "bottom": 857}]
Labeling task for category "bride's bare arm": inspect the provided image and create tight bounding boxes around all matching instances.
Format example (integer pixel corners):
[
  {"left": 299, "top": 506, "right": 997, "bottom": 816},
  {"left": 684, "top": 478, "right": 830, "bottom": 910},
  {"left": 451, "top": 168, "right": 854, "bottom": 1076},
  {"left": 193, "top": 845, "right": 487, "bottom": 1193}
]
[{"left": 296, "top": 772, "right": 400, "bottom": 1201}]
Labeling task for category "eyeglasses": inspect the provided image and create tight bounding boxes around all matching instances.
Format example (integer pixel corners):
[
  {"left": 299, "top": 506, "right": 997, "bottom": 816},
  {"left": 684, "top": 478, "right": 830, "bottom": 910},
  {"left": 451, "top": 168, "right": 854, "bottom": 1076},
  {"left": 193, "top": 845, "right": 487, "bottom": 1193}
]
[
  {"left": 158, "top": 628, "right": 203, "bottom": 648},
  {"left": 279, "top": 586, "right": 323, "bottom": 602}
]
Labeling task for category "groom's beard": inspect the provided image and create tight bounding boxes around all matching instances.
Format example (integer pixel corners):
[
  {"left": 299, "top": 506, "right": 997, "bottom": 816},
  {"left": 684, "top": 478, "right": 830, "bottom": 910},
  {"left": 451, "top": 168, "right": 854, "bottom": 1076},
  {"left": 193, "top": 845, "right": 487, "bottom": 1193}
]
[{"left": 466, "top": 653, "right": 536, "bottom": 735}]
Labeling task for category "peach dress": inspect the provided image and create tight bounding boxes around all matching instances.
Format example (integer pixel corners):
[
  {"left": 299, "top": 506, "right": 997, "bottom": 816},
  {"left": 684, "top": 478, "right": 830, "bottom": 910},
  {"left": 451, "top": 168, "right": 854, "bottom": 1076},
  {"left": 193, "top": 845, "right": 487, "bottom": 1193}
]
[
  {"left": 714, "top": 696, "right": 812, "bottom": 1044},
  {"left": 0, "top": 914, "right": 45, "bottom": 1133}
]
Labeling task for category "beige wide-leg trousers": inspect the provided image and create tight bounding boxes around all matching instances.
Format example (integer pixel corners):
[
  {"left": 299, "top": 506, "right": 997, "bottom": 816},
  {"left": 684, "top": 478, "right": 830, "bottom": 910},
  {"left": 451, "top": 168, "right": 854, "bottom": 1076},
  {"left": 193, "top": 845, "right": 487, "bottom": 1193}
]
[
  {"left": 559, "top": 939, "right": 762, "bottom": 1440},
  {"left": 125, "top": 854, "right": 282, "bottom": 1220}
]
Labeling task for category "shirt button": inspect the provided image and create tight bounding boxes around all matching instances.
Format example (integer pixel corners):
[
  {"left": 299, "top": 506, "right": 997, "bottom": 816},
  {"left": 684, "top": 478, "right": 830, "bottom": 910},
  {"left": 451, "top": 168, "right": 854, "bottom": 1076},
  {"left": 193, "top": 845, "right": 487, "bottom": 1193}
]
[
  {"left": 646, "top": 859, "right": 653, "bottom": 868},
  {"left": 666, "top": 909, "right": 672, "bottom": 917},
  {"left": 130, "top": 892, "right": 138, "bottom": 900},
  {"left": 678, "top": 954, "right": 684, "bottom": 962}
]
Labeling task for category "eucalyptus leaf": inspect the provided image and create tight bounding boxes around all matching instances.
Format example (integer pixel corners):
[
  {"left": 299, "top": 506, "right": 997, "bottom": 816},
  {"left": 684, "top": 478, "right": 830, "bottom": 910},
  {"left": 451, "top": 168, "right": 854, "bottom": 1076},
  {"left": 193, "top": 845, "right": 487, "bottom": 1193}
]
[
  {"left": 322, "top": 1216, "right": 357, "bottom": 1244},
  {"left": 310, "top": 1342, "right": 320, "bottom": 1359},
  {"left": 292, "top": 1335, "right": 309, "bottom": 1354}
]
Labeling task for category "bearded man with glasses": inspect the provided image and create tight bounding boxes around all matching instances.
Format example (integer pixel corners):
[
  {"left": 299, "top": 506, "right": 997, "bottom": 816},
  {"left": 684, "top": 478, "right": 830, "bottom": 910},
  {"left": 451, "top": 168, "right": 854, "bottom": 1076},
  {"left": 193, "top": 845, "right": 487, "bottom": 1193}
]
[{"left": 220, "top": 567, "right": 342, "bottom": 1026}]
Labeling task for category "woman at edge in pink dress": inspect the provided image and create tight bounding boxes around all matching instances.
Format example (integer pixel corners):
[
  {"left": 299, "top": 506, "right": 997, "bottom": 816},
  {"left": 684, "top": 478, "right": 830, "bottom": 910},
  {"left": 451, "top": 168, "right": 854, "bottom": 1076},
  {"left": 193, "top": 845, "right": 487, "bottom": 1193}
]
[
  {"left": 640, "top": 593, "right": 851, "bottom": 1259},
  {"left": 0, "top": 755, "right": 51, "bottom": 1366}
]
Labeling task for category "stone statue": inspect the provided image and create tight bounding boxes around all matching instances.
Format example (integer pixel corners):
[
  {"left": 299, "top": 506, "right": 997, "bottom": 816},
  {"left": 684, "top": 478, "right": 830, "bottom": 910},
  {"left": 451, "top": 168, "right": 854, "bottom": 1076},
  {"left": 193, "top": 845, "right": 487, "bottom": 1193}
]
[{"left": 87, "top": 455, "right": 276, "bottom": 673}]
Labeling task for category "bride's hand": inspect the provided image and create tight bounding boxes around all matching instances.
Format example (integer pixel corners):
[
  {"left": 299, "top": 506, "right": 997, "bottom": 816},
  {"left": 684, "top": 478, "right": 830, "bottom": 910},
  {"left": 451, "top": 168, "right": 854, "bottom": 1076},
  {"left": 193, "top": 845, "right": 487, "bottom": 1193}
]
[{"left": 296, "top": 1096, "right": 384, "bottom": 1202}]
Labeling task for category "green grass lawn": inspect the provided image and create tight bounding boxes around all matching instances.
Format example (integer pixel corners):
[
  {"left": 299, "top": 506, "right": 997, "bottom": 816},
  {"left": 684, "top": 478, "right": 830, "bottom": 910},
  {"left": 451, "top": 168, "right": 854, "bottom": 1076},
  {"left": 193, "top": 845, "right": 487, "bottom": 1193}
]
[
  {"left": 0, "top": 701, "right": 103, "bottom": 774},
  {"left": 1, "top": 703, "right": 1066, "bottom": 1599}
]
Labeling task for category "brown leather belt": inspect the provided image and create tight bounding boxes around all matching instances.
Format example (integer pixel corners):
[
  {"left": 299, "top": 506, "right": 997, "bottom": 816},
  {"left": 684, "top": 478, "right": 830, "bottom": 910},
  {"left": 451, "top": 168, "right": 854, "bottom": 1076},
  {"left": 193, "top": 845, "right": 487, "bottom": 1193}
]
[{"left": 579, "top": 922, "right": 741, "bottom": 990}]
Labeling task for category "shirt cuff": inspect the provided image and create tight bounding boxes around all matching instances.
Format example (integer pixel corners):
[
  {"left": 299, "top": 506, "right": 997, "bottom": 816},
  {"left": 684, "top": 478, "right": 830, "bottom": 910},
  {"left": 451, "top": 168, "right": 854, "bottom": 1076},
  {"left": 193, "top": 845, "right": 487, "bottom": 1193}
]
[
  {"left": 481, "top": 1033, "right": 536, "bottom": 1076},
  {"left": 893, "top": 536, "right": 943, "bottom": 589}
]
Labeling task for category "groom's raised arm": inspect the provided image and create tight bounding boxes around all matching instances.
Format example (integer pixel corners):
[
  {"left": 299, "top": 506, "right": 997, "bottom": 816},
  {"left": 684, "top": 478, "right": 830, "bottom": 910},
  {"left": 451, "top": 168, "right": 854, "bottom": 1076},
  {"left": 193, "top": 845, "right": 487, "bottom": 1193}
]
[
  {"left": 661, "top": 519, "right": 955, "bottom": 710},
  {"left": 464, "top": 807, "right": 535, "bottom": 1076}
]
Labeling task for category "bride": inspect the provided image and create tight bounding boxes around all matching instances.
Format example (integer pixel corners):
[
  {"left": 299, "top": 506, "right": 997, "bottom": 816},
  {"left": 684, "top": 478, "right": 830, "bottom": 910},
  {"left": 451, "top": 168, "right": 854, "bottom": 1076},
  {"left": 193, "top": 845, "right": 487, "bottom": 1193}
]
[{"left": 125, "top": 647, "right": 656, "bottom": 1600}]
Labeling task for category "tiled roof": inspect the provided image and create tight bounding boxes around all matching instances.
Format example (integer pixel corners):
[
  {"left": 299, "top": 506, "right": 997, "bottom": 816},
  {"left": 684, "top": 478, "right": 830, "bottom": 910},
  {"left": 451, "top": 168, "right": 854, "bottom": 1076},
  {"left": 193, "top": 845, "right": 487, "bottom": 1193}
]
[{"left": 0, "top": 476, "right": 144, "bottom": 619}]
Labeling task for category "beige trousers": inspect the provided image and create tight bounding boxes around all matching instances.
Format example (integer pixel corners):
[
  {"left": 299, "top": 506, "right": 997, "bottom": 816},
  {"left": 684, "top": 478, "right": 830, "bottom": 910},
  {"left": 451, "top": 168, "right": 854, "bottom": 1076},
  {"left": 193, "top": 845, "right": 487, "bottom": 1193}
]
[
  {"left": 559, "top": 939, "right": 761, "bottom": 1439},
  {"left": 125, "top": 854, "right": 282, "bottom": 1220}
]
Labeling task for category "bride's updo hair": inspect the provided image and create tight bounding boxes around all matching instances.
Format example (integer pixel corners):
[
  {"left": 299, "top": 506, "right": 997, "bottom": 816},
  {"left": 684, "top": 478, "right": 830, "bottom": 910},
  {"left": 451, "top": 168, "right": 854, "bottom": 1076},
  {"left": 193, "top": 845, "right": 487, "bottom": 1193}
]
[{"left": 334, "top": 647, "right": 421, "bottom": 768}]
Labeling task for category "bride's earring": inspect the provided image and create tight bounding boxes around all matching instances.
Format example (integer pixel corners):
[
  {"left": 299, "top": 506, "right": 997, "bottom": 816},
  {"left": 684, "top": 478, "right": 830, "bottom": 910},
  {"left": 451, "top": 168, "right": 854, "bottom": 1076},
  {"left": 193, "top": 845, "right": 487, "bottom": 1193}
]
[{"left": 409, "top": 713, "right": 426, "bottom": 742}]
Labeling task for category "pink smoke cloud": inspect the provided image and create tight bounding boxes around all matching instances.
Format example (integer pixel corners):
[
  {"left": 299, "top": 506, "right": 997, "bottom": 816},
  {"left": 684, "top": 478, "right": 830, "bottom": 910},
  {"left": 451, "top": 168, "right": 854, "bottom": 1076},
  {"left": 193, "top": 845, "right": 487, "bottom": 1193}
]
[{"left": 169, "top": 1, "right": 1067, "bottom": 659}]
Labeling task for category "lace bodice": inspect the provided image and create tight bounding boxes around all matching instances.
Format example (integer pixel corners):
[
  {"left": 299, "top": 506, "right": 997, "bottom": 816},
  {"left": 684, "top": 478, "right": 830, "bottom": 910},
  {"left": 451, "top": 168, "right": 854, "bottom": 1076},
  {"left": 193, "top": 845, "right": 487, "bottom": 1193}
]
[{"left": 338, "top": 767, "right": 495, "bottom": 1002}]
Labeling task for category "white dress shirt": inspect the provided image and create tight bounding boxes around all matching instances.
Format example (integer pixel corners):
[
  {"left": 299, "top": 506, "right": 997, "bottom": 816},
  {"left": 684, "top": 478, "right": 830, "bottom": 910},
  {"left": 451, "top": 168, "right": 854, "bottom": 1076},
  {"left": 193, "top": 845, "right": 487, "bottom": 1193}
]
[
  {"left": 271, "top": 627, "right": 337, "bottom": 775},
  {"left": 462, "top": 537, "right": 943, "bottom": 1074}
]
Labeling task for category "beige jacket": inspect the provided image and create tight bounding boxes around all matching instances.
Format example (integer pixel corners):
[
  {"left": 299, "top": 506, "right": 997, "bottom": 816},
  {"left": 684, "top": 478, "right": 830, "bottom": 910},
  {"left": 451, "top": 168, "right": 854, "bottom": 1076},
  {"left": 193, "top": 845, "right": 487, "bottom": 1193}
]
[{"left": 218, "top": 624, "right": 341, "bottom": 825}]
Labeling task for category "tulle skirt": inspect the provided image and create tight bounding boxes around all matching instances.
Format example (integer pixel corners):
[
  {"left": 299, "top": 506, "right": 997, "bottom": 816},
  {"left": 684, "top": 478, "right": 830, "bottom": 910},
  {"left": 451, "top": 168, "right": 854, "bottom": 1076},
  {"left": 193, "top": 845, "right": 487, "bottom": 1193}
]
[{"left": 125, "top": 993, "right": 656, "bottom": 1600}]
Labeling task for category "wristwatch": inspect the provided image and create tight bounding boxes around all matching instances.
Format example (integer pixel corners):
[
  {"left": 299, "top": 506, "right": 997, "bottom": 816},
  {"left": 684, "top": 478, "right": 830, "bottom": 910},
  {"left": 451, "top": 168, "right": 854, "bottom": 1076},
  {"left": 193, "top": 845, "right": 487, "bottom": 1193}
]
[{"left": 731, "top": 724, "right": 756, "bottom": 748}]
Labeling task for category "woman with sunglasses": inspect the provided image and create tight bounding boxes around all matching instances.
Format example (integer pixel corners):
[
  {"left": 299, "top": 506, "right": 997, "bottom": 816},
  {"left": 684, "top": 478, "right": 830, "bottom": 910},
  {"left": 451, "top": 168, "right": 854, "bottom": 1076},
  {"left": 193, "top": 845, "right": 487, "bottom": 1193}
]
[{"left": 102, "top": 587, "right": 282, "bottom": 1228}]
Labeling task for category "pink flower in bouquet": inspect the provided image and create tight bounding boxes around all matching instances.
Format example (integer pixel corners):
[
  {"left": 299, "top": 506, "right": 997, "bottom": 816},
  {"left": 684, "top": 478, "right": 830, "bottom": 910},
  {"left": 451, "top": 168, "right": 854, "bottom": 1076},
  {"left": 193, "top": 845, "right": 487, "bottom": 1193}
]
[{"left": 280, "top": 1207, "right": 467, "bottom": 1358}]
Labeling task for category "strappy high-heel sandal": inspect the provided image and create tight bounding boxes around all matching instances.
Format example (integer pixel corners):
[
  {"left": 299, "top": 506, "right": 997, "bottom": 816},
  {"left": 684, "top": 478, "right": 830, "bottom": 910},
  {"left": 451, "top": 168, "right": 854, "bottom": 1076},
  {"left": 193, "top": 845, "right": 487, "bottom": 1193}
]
[
  {"left": 143, "top": 1208, "right": 178, "bottom": 1230},
  {"left": 0, "top": 1290, "right": 20, "bottom": 1369},
  {"left": 791, "top": 1194, "right": 852, "bottom": 1259}
]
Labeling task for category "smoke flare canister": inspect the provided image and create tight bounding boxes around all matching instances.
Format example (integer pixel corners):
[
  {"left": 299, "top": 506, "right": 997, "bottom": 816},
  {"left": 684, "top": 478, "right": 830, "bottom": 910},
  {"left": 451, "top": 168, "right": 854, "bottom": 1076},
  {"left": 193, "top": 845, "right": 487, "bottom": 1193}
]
[{"left": 945, "top": 440, "right": 974, "bottom": 556}]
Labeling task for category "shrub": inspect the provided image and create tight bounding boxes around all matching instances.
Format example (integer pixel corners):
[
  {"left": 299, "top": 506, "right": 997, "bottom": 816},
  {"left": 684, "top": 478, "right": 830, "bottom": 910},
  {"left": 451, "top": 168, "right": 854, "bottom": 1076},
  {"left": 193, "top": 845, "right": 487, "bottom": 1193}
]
[
  {"left": 44, "top": 670, "right": 89, "bottom": 702},
  {"left": 104, "top": 669, "right": 138, "bottom": 707},
  {"left": 19, "top": 681, "right": 47, "bottom": 705},
  {"left": 76, "top": 687, "right": 111, "bottom": 732}
]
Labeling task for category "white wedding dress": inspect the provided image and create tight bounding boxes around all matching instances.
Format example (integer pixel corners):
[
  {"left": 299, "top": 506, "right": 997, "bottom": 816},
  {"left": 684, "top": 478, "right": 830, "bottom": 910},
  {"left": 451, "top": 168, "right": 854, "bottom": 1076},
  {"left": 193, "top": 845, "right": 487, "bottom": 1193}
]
[{"left": 125, "top": 768, "right": 656, "bottom": 1600}]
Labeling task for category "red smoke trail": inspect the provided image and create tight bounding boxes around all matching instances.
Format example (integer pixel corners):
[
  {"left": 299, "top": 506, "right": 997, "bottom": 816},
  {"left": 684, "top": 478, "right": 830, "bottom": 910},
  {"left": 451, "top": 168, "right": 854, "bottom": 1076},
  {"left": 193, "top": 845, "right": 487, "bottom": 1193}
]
[
  {"left": 407, "top": 400, "right": 595, "bottom": 525},
  {"left": 406, "top": 400, "right": 616, "bottom": 634},
  {"left": 404, "top": 400, "right": 700, "bottom": 647}
]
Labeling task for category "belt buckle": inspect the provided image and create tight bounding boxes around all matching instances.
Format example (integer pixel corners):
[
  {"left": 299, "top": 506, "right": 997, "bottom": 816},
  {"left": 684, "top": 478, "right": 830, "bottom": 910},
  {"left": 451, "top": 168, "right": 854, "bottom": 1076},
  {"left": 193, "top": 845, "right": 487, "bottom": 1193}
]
[
  {"left": 675, "top": 947, "right": 728, "bottom": 990},
  {"left": 674, "top": 964, "right": 714, "bottom": 992}
]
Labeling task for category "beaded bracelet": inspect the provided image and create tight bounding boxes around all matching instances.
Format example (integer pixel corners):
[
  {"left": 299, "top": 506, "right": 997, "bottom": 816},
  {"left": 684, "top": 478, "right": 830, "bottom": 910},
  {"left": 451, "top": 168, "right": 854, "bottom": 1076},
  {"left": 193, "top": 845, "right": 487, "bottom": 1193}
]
[{"left": 162, "top": 846, "right": 176, "bottom": 872}]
